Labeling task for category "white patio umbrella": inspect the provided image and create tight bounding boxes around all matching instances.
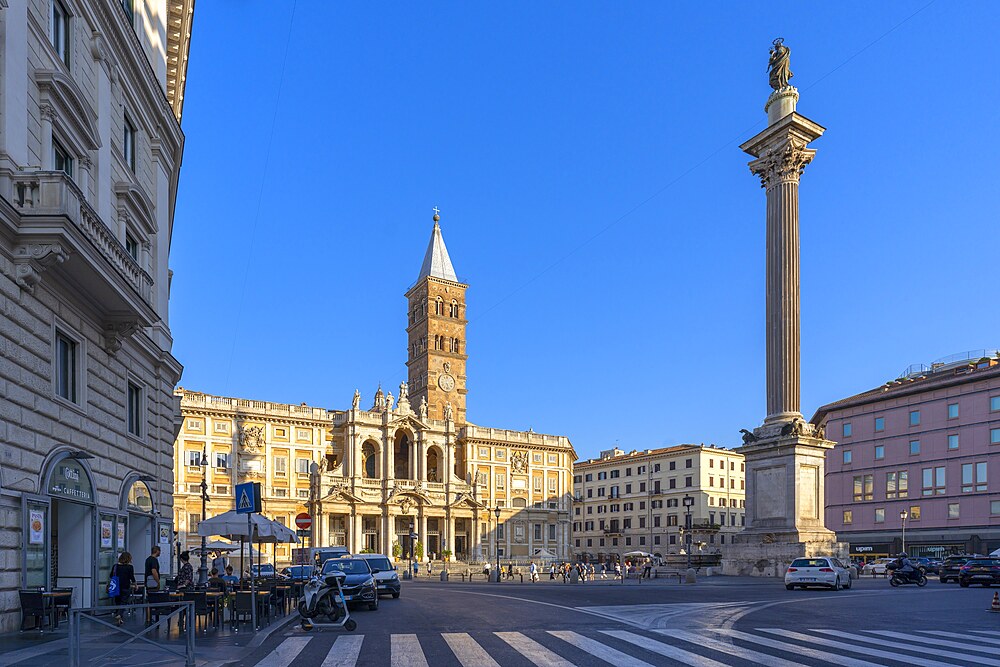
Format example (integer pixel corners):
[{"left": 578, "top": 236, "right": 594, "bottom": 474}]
[
  {"left": 192, "top": 539, "right": 240, "bottom": 555},
  {"left": 197, "top": 511, "right": 298, "bottom": 582},
  {"left": 623, "top": 550, "right": 653, "bottom": 558}
]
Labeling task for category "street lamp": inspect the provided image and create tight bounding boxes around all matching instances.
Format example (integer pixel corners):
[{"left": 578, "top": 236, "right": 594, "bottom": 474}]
[
  {"left": 493, "top": 505, "right": 502, "bottom": 583},
  {"left": 899, "top": 510, "right": 908, "bottom": 555},
  {"left": 198, "top": 449, "right": 210, "bottom": 587},
  {"left": 682, "top": 495, "right": 694, "bottom": 570}
]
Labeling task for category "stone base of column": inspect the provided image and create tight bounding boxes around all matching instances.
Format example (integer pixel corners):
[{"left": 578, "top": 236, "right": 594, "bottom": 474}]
[{"left": 721, "top": 533, "right": 848, "bottom": 577}]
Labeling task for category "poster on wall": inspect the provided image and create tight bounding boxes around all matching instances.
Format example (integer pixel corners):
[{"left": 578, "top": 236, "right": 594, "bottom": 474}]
[
  {"left": 117, "top": 523, "right": 126, "bottom": 550},
  {"left": 100, "top": 520, "right": 113, "bottom": 548},
  {"left": 29, "top": 510, "right": 45, "bottom": 545},
  {"left": 158, "top": 525, "right": 170, "bottom": 545}
]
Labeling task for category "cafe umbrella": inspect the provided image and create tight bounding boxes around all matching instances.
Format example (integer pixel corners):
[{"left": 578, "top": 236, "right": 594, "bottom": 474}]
[{"left": 196, "top": 511, "right": 299, "bottom": 583}]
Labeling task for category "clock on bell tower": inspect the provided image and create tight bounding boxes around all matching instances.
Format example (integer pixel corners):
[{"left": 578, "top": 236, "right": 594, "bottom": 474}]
[{"left": 405, "top": 211, "right": 468, "bottom": 424}]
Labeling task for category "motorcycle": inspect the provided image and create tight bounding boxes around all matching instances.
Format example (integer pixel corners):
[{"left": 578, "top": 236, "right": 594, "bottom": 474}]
[
  {"left": 887, "top": 562, "right": 927, "bottom": 587},
  {"left": 298, "top": 570, "right": 357, "bottom": 631}
]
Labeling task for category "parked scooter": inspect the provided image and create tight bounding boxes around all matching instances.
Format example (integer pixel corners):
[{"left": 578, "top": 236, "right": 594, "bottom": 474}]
[{"left": 299, "top": 570, "right": 357, "bottom": 631}]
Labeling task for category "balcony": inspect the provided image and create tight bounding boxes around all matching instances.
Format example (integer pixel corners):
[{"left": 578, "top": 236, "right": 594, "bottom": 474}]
[{"left": 4, "top": 171, "right": 156, "bottom": 348}]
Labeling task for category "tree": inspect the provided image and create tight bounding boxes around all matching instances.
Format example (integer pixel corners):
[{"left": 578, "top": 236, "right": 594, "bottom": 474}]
[
  {"left": 392, "top": 540, "right": 402, "bottom": 559},
  {"left": 415, "top": 540, "right": 424, "bottom": 561},
  {"left": 442, "top": 549, "right": 452, "bottom": 562}
]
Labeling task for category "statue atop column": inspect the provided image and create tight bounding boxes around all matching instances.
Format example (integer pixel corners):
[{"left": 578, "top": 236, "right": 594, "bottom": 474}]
[
  {"left": 352, "top": 389, "right": 360, "bottom": 410},
  {"left": 767, "top": 38, "right": 792, "bottom": 90}
]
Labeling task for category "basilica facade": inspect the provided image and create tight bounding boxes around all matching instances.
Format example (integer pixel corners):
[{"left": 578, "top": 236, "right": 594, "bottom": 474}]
[{"left": 174, "top": 214, "right": 575, "bottom": 564}]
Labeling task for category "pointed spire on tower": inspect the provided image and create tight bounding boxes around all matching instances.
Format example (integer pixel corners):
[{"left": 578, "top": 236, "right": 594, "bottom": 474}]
[{"left": 417, "top": 207, "right": 458, "bottom": 282}]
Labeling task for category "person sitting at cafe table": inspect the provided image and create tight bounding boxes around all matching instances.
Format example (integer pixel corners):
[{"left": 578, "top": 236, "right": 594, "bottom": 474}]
[
  {"left": 208, "top": 567, "right": 227, "bottom": 590},
  {"left": 222, "top": 565, "right": 240, "bottom": 585},
  {"left": 176, "top": 551, "right": 194, "bottom": 590}
]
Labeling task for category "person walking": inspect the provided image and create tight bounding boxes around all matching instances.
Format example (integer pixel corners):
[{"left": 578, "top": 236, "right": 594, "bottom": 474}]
[
  {"left": 144, "top": 546, "right": 162, "bottom": 592},
  {"left": 176, "top": 551, "right": 194, "bottom": 590},
  {"left": 529, "top": 562, "right": 538, "bottom": 583},
  {"left": 614, "top": 562, "right": 622, "bottom": 578},
  {"left": 600, "top": 563, "right": 607, "bottom": 580},
  {"left": 506, "top": 563, "right": 514, "bottom": 581},
  {"left": 483, "top": 561, "right": 491, "bottom": 578},
  {"left": 643, "top": 559, "right": 652, "bottom": 579},
  {"left": 549, "top": 564, "right": 556, "bottom": 580},
  {"left": 211, "top": 551, "right": 228, "bottom": 576},
  {"left": 111, "top": 551, "right": 136, "bottom": 625}
]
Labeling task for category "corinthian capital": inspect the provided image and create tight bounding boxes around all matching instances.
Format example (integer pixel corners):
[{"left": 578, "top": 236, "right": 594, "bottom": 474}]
[{"left": 748, "top": 137, "right": 816, "bottom": 189}]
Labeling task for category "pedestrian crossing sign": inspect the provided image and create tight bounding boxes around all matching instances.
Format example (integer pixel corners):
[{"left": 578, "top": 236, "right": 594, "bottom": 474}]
[{"left": 235, "top": 482, "right": 261, "bottom": 514}]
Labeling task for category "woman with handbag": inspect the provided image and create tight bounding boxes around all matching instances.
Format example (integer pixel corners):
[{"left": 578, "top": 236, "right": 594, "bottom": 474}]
[{"left": 110, "top": 552, "right": 136, "bottom": 626}]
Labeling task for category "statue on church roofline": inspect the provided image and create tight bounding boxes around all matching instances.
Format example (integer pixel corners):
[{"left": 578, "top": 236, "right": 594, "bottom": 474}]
[
  {"left": 419, "top": 397, "right": 428, "bottom": 421},
  {"left": 352, "top": 389, "right": 360, "bottom": 410},
  {"left": 768, "top": 38, "right": 793, "bottom": 90}
]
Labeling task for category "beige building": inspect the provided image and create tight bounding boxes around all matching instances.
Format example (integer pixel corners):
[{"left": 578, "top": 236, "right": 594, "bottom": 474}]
[
  {"left": 0, "top": 0, "right": 193, "bottom": 631},
  {"left": 572, "top": 445, "right": 746, "bottom": 563},
  {"left": 174, "top": 214, "right": 575, "bottom": 565}
]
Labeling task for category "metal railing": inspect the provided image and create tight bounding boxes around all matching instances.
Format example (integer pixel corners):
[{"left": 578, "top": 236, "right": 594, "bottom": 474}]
[{"left": 69, "top": 602, "right": 194, "bottom": 667}]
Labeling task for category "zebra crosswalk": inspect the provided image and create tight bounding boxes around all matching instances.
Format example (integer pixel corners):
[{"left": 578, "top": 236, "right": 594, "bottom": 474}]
[{"left": 245, "top": 627, "right": 1000, "bottom": 667}]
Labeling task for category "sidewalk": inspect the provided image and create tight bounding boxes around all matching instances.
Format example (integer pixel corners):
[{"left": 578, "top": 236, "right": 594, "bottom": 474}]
[{"left": 0, "top": 607, "right": 298, "bottom": 667}]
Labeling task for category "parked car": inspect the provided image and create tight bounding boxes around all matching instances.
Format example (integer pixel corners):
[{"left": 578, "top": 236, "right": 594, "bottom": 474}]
[
  {"left": 862, "top": 558, "right": 894, "bottom": 576},
  {"left": 283, "top": 565, "right": 315, "bottom": 581},
  {"left": 250, "top": 564, "right": 287, "bottom": 579},
  {"left": 785, "top": 557, "right": 852, "bottom": 590},
  {"left": 940, "top": 555, "right": 981, "bottom": 583},
  {"left": 354, "top": 553, "right": 402, "bottom": 598},
  {"left": 911, "top": 557, "right": 940, "bottom": 575},
  {"left": 958, "top": 558, "right": 1000, "bottom": 587},
  {"left": 321, "top": 557, "right": 379, "bottom": 610}
]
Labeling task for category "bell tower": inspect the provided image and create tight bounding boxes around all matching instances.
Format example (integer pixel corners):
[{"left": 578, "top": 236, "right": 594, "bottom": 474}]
[{"left": 405, "top": 210, "right": 468, "bottom": 424}]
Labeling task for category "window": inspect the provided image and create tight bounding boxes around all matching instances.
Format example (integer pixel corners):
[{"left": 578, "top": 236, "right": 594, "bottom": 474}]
[
  {"left": 962, "top": 463, "right": 973, "bottom": 493},
  {"left": 597, "top": 471, "right": 606, "bottom": 480},
  {"left": 909, "top": 440, "right": 920, "bottom": 455},
  {"left": 126, "top": 381, "right": 142, "bottom": 436},
  {"left": 874, "top": 417, "right": 885, "bottom": 432},
  {"left": 533, "top": 524, "right": 542, "bottom": 541},
  {"left": 53, "top": 139, "right": 73, "bottom": 177},
  {"left": 185, "top": 451, "right": 201, "bottom": 467},
  {"left": 297, "top": 489, "right": 309, "bottom": 499},
  {"left": 639, "top": 482, "right": 646, "bottom": 492},
  {"left": 843, "top": 450, "right": 852, "bottom": 464},
  {"left": 573, "top": 475, "right": 581, "bottom": 484},
  {"left": 496, "top": 449, "right": 506, "bottom": 460},
  {"left": 274, "top": 456, "right": 287, "bottom": 476},
  {"left": 273, "top": 488, "right": 287, "bottom": 498},
  {"left": 991, "top": 396, "right": 1000, "bottom": 412},
  {"left": 188, "top": 513, "right": 201, "bottom": 531},
  {"left": 874, "top": 445, "right": 884, "bottom": 460},
  {"left": 909, "top": 410, "right": 920, "bottom": 426},
  {"left": 909, "top": 506, "right": 920, "bottom": 520},
  {"left": 625, "top": 484, "right": 632, "bottom": 494},
  {"left": 495, "top": 473, "right": 505, "bottom": 489},
  {"left": 977, "top": 462, "right": 988, "bottom": 492},
  {"left": 124, "top": 233, "right": 140, "bottom": 262},
  {"left": 669, "top": 478, "right": 676, "bottom": 489},
  {"left": 709, "top": 460, "right": 714, "bottom": 469},
  {"left": 584, "top": 474, "right": 593, "bottom": 482},
  {"left": 853, "top": 474, "right": 873, "bottom": 501},
  {"left": 215, "top": 452, "right": 230, "bottom": 469},
  {"left": 992, "top": 428, "right": 1000, "bottom": 445},
  {"left": 533, "top": 477, "right": 542, "bottom": 492},
  {"left": 214, "top": 484, "right": 230, "bottom": 496},
  {"left": 992, "top": 500, "right": 1000, "bottom": 515},
  {"left": 843, "top": 422, "right": 852, "bottom": 437},
  {"left": 842, "top": 509, "right": 852, "bottom": 524},
  {"left": 874, "top": 508, "right": 885, "bottom": 523},
  {"left": 586, "top": 489, "right": 592, "bottom": 498},
  {"left": 55, "top": 331, "right": 78, "bottom": 402},
  {"left": 296, "top": 458, "right": 311, "bottom": 474},
  {"left": 948, "top": 503, "right": 960, "bottom": 519},
  {"left": 922, "top": 466, "right": 945, "bottom": 496},
  {"left": 51, "top": 0, "right": 70, "bottom": 66},
  {"left": 886, "top": 471, "right": 909, "bottom": 499},
  {"left": 948, "top": 434, "right": 959, "bottom": 450},
  {"left": 123, "top": 114, "right": 136, "bottom": 171},
  {"left": 686, "top": 459, "right": 692, "bottom": 468},
  {"left": 948, "top": 403, "right": 959, "bottom": 419},
  {"left": 685, "top": 476, "right": 692, "bottom": 487},
  {"left": 963, "top": 462, "right": 988, "bottom": 493},
  {"left": 610, "top": 470, "right": 620, "bottom": 479},
  {"left": 533, "top": 453, "right": 542, "bottom": 463},
  {"left": 548, "top": 524, "right": 556, "bottom": 540}
]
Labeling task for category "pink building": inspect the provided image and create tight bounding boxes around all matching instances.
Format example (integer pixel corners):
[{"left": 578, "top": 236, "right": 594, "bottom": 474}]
[{"left": 814, "top": 351, "right": 1000, "bottom": 560}]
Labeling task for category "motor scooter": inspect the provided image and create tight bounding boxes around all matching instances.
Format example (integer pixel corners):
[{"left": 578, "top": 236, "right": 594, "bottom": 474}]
[{"left": 299, "top": 570, "right": 357, "bottom": 631}]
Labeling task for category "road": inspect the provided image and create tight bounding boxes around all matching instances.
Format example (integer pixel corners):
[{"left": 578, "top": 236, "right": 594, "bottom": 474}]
[{"left": 236, "top": 576, "right": 1000, "bottom": 666}]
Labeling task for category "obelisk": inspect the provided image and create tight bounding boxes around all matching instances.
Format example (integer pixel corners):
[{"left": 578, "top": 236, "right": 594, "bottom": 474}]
[{"left": 723, "top": 39, "right": 846, "bottom": 576}]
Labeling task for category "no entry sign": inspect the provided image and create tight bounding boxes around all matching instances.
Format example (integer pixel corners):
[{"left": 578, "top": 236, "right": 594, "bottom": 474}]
[{"left": 295, "top": 513, "right": 312, "bottom": 530}]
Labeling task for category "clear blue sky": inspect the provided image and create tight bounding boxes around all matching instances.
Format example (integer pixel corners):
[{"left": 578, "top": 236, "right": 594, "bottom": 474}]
[{"left": 171, "top": 2, "right": 1000, "bottom": 461}]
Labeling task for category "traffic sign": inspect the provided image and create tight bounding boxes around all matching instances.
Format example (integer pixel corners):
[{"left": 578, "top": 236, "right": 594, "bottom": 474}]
[
  {"left": 296, "top": 529, "right": 310, "bottom": 537},
  {"left": 295, "top": 513, "right": 312, "bottom": 530},
  {"left": 235, "top": 482, "right": 262, "bottom": 514}
]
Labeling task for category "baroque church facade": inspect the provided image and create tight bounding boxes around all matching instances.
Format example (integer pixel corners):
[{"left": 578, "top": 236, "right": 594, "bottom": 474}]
[{"left": 174, "top": 214, "right": 575, "bottom": 563}]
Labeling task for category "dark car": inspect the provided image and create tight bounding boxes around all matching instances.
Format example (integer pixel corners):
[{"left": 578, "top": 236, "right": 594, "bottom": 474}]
[
  {"left": 940, "top": 555, "right": 979, "bottom": 583},
  {"left": 284, "top": 565, "right": 315, "bottom": 581},
  {"left": 911, "top": 557, "right": 939, "bottom": 575},
  {"left": 958, "top": 558, "right": 1000, "bottom": 588},
  {"left": 321, "top": 557, "right": 379, "bottom": 610}
]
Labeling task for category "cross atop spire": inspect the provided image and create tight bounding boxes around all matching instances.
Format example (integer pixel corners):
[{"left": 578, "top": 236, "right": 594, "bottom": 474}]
[{"left": 417, "top": 210, "right": 458, "bottom": 282}]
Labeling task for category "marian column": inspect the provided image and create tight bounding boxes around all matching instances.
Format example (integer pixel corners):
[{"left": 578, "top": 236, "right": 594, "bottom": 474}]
[{"left": 724, "top": 40, "right": 846, "bottom": 577}]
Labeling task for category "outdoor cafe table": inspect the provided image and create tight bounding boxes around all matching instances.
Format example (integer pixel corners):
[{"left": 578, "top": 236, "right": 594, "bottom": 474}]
[{"left": 41, "top": 591, "right": 71, "bottom": 628}]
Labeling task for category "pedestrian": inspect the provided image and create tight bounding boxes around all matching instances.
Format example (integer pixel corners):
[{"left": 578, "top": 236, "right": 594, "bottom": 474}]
[
  {"left": 144, "top": 545, "right": 162, "bottom": 592},
  {"left": 176, "top": 551, "right": 194, "bottom": 590},
  {"left": 413, "top": 560, "right": 419, "bottom": 577},
  {"left": 589, "top": 563, "right": 596, "bottom": 581},
  {"left": 529, "top": 562, "right": 538, "bottom": 583},
  {"left": 211, "top": 551, "right": 227, "bottom": 575},
  {"left": 643, "top": 559, "right": 652, "bottom": 579},
  {"left": 549, "top": 564, "right": 556, "bottom": 580},
  {"left": 600, "top": 563, "right": 607, "bottom": 580},
  {"left": 483, "top": 561, "right": 491, "bottom": 578},
  {"left": 614, "top": 562, "right": 622, "bottom": 578},
  {"left": 111, "top": 551, "right": 136, "bottom": 626},
  {"left": 506, "top": 563, "right": 514, "bottom": 581}
]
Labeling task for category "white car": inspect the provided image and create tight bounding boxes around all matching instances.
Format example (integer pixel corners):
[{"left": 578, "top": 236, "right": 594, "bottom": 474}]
[
  {"left": 354, "top": 553, "right": 402, "bottom": 598},
  {"left": 862, "top": 558, "right": 894, "bottom": 576},
  {"left": 785, "top": 557, "right": 852, "bottom": 590}
]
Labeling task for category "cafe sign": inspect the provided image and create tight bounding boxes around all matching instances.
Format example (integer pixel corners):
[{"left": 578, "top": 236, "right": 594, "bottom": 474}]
[{"left": 48, "top": 459, "right": 93, "bottom": 502}]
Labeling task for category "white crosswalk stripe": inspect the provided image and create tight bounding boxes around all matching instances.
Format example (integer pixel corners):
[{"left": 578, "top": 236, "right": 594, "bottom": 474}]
[
  {"left": 248, "top": 627, "right": 1000, "bottom": 667},
  {"left": 495, "top": 631, "right": 575, "bottom": 667},
  {"left": 321, "top": 634, "right": 365, "bottom": 667},
  {"left": 442, "top": 632, "right": 501, "bottom": 667},
  {"left": 255, "top": 636, "right": 311, "bottom": 667},
  {"left": 390, "top": 634, "right": 429, "bottom": 667}
]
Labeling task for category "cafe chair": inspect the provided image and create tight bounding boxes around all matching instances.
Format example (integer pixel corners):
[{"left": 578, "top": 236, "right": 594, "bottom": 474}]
[
  {"left": 18, "top": 590, "right": 51, "bottom": 633},
  {"left": 50, "top": 588, "right": 73, "bottom": 625},
  {"left": 232, "top": 592, "right": 254, "bottom": 632},
  {"left": 182, "top": 591, "right": 213, "bottom": 632}
]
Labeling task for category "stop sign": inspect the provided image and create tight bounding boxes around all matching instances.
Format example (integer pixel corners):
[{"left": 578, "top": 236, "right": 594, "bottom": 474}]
[{"left": 295, "top": 513, "right": 312, "bottom": 530}]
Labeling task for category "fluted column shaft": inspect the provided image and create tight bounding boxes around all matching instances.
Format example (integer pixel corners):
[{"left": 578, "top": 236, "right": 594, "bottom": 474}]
[{"left": 765, "top": 178, "right": 801, "bottom": 421}]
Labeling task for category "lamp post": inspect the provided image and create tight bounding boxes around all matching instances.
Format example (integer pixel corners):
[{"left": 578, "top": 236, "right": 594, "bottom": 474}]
[
  {"left": 198, "top": 449, "right": 210, "bottom": 587},
  {"left": 493, "top": 505, "right": 501, "bottom": 583},
  {"left": 682, "top": 495, "right": 694, "bottom": 571},
  {"left": 899, "top": 510, "right": 908, "bottom": 555}
]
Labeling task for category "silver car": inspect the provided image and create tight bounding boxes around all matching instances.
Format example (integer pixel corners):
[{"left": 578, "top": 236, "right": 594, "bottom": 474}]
[
  {"left": 785, "top": 556, "right": 852, "bottom": 590},
  {"left": 354, "top": 553, "right": 402, "bottom": 598}
]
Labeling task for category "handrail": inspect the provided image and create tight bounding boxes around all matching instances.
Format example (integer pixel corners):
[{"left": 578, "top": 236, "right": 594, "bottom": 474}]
[{"left": 69, "top": 602, "right": 194, "bottom": 667}]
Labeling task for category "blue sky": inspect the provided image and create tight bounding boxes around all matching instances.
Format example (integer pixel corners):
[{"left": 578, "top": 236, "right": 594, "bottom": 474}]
[{"left": 171, "top": 2, "right": 1000, "bottom": 461}]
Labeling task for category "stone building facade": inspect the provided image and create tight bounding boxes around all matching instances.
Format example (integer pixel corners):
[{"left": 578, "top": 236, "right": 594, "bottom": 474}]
[
  {"left": 174, "top": 215, "right": 575, "bottom": 566},
  {"left": 815, "top": 351, "right": 1000, "bottom": 559},
  {"left": 0, "top": 0, "right": 193, "bottom": 631},
  {"left": 572, "top": 445, "right": 746, "bottom": 564}
]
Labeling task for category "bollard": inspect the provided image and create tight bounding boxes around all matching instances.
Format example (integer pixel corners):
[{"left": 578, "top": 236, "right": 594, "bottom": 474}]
[
  {"left": 440, "top": 571, "right": 449, "bottom": 582},
  {"left": 685, "top": 568, "right": 697, "bottom": 584},
  {"left": 569, "top": 570, "right": 580, "bottom": 584},
  {"left": 403, "top": 570, "right": 412, "bottom": 580},
  {"left": 490, "top": 570, "right": 501, "bottom": 583}
]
